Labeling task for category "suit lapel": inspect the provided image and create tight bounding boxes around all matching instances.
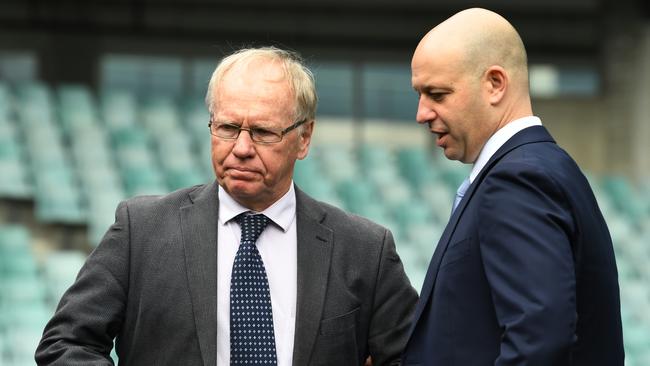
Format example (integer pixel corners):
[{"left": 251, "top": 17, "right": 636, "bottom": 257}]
[
  {"left": 408, "top": 182, "right": 472, "bottom": 334},
  {"left": 408, "top": 126, "right": 556, "bottom": 338},
  {"left": 292, "top": 187, "right": 333, "bottom": 366},
  {"left": 180, "top": 181, "right": 220, "bottom": 366}
]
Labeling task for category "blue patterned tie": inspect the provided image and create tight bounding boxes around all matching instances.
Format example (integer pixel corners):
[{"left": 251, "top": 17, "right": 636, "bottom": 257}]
[{"left": 230, "top": 213, "right": 277, "bottom": 366}]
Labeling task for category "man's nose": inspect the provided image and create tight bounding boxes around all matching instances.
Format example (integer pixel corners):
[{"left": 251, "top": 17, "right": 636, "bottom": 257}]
[
  {"left": 415, "top": 96, "right": 436, "bottom": 125},
  {"left": 231, "top": 129, "right": 256, "bottom": 157}
]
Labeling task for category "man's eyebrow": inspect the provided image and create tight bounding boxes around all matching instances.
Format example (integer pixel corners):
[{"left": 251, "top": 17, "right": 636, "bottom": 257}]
[
  {"left": 249, "top": 121, "right": 280, "bottom": 129},
  {"left": 414, "top": 84, "right": 451, "bottom": 93}
]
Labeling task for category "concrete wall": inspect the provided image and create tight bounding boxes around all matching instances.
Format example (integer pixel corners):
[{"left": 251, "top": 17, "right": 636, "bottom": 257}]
[{"left": 532, "top": 22, "right": 650, "bottom": 181}]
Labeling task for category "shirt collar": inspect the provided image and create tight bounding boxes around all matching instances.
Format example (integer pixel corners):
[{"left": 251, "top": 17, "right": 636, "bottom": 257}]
[
  {"left": 469, "top": 116, "right": 542, "bottom": 183},
  {"left": 218, "top": 183, "right": 296, "bottom": 233}
]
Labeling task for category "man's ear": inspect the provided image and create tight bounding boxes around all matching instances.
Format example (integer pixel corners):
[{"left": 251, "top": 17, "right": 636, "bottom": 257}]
[
  {"left": 297, "top": 120, "right": 314, "bottom": 160},
  {"left": 485, "top": 65, "right": 507, "bottom": 105}
]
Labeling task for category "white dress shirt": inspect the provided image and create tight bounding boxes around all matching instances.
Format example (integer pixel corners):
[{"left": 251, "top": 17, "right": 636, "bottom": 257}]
[
  {"left": 469, "top": 116, "right": 543, "bottom": 183},
  {"left": 216, "top": 184, "right": 298, "bottom": 366}
]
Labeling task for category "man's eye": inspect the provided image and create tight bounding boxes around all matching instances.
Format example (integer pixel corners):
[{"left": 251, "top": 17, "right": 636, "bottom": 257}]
[
  {"left": 252, "top": 128, "right": 277, "bottom": 137},
  {"left": 429, "top": 92, "right": 445, "bottom": 102},
  {"left": 219, "top": 124, "right": 240, "bottom": 132}
]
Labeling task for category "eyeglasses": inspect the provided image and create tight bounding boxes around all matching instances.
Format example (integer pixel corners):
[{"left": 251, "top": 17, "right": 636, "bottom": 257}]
[{"left": 208, "top": 119, "right": 307, "bottom": 144}]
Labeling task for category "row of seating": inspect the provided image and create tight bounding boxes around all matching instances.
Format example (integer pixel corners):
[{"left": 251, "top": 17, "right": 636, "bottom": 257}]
[
  {"left": 0, "top": 84, "right": 32, "bottom": 200},
  {"left": 0, "top": 225, "right": 85, "bottom": 364}
]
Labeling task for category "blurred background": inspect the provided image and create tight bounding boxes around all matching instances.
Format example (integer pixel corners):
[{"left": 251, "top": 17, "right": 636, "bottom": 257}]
[{"left": 1, "top": 0, "right": 649, "bottom": 364}]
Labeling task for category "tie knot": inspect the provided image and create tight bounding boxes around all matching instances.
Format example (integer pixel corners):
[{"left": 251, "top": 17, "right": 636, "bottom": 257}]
[{"left": 237, "top": 213, "right": 270, "bottom": 243}]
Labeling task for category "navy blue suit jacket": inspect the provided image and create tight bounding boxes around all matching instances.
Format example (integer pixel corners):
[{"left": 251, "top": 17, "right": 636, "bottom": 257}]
[{"left": 402, "top": 126, "right": 624, "bottom": 365}]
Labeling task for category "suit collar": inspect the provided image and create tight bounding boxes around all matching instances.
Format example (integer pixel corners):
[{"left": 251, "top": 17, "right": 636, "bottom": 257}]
[
  {"left": 407, "top": 125, "right": 556, "bottom": 343},
  {"left": 469, "top": 117, "right": 542, "bottom": 183},
  {"left": 182, "top": 181, "right": 220, "bottom": 366},
  {"left": 292, "top": 186, "right": 333, "bottom": 366}
]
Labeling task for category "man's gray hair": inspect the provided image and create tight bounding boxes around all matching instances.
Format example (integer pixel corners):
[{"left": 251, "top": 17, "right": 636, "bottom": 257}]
[{"left": 205, "top": 46, "right": 317, "bottom": 124}]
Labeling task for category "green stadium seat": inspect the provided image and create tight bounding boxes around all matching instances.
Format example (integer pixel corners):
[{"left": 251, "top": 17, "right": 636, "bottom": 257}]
[
  {"left": 392, "top": 199, "right": 434, "bottom": 230},
  {"left": 141, "top": 96, "right": 181, "bottom": 136},
  {"left": 166, "top": 169, "right": 205, "bottom": 191},
  {"left": 15, "top": 82, "right": 56, "bottom": 125},
  {"left": 375, "top": 178, "right": 413, "bottom": 208},
  {"left": 602, "top": 176, "right": 646, "bottom": 223},
  {"left": 336, "top": 178, "right": 376, "bottom": 214},
  {"left": 358, "top": 144, "right": 393, "bottom": 170},
  {"left": 87, "top": 190, "right": 125, "bottom": 246},
  {"left": 42, "top": 250, "right": 87, "bottom": 303},
  {"left": 184, "top": 102, "right": 210, "bottom": 142},
  {"left": 155, "top": 131, "right": 202, "bottom": 184},
  {"left": 0, "top": 225, "right": 31, "bottom": 255},
  {"left": 396, "top": 147, "right": 437, "bottom": 189},
  {"left": 0, "top": 302, "right": 52, "bottom": 331},
  {"left": 0, "top": 160, "right": 31, "bottom": 198},
  {"left": 395, "top": 243, "right": 427, "bottom": 293},
  {"left": 2, "top": 328, "right": 46, "bottom": 364},
  {"left": 101, "top": 89, "right": 138, "bottom": 131},
  {"left": 418, "top": 180, "right": 455, "bottom": 223},
  {"left": 0, "top": 253, "right": 38, "bottom": 279},
  {"left": 0, "top": 122, "right": 20, "bottom": 157},
  {"left": 79, "top": 166, "right": 122, "bottom": 194},
  {"left": 0, "top": 277, "right": 47, "bottom": 305},
  {"left": 197, "top": 143, "right": 215, "bottom": 182},
  {"left": 293, "top": 158, "right": 342, "bottom": 206},
  {"left": 320, "top": 145, "right": 358, "bottom": 183},
  {"left": 111, "top": 125, "right": 150, "bottom": 149},
  {"left": 0, "top": 81, "right": 12, "bottom": 115},
  {"left": 404, "top": 222, "right": 443, "bottom": 254},
  {"left": 35, "top": 191, "right": 84, "bottom": 225}
]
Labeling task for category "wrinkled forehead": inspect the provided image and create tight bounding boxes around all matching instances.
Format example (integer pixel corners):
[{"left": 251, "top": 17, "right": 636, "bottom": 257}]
[
  {"left": 216, "top": 61, "right": 294, "bottom": 108},
  {"left": 223, "top": 57, "right": 289, "bottom": 87},
  {"left": 213, "top": 58, "right": 296, "bottom": 120}
]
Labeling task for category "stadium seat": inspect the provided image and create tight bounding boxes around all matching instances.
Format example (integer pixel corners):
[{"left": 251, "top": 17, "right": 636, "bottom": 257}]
[
  {"left": 0, "top": 225, "right": 31, "bottom": 256},
  {"left": 100, "top": 89, "right": 138, "bottom": 131},
  {"left": 0, "top": 160, "right": 31, "bottom": 199},
  {"left": 42, "top": 250, "right": 87, "bottom": 305}
]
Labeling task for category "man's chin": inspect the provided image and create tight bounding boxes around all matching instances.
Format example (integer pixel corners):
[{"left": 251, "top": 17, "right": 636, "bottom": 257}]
[
  {"left": 442, "top": 149, "right": 456, "bottom": 161},
  {"left": 224, "top": 182, "right": 259, "bottom": 198}
]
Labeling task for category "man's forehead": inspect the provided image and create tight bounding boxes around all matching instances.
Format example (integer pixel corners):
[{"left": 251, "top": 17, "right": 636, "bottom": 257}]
[{"left": 225, "top": 57, "right": 286, "bottom": 83}]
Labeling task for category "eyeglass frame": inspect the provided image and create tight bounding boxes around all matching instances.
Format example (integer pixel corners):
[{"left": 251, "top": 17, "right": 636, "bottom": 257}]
[{"left": 208, "top": 118, "right": 308, "bottom": 144}]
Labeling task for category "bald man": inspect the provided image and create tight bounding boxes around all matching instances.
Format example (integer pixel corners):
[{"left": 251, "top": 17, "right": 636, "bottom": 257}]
[{"left": 402, "top": 8, "right": 624, "bottom": 366}]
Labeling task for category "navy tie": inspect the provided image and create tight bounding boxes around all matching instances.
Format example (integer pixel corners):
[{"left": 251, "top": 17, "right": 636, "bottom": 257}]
[{"left": 230, "top": 213, "right": 277, "bottom": 366}]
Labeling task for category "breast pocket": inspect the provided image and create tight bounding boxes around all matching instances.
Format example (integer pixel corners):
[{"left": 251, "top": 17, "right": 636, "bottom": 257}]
[
  {"left": 440, "top": 237, "right": 471, "bottom": 268},
  {"left": 312, "top": 307, "right": 360, "bottom": 366},
  {"left": 319, "top": 307, "right": 359, "bottom": 336}
]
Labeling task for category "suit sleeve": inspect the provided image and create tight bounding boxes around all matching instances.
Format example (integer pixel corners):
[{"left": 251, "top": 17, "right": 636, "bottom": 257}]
[
  {"left": 478, "top": 162, "right": 577, "bottom": 365},
  {"left": 367, "top": 229, "right": 419, "bottom": 366},
  {"left": 35, "top": 201, "right": 130, "bottom": 365}
]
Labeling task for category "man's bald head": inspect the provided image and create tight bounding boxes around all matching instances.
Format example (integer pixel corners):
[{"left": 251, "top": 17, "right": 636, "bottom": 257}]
[
  {"left": 411, "top": 8, "right": 533, "bottom": 163},
  {"left": 415, "top": 8, "right": 529, "bottom": 90}
]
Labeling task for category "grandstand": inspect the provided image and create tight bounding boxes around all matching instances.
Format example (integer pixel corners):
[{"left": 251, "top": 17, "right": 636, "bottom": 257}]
[{"left": 1, "top": 0, "right": 650, "bottom": 364}]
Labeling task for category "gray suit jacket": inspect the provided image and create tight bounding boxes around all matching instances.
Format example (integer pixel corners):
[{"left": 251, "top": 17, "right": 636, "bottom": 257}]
[{"left": 36, "top": 182, "right": 418, "bottom": 365}]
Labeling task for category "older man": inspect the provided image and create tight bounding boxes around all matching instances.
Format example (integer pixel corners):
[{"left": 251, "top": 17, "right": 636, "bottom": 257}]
[
  {"left": 36, "top": 47, "right": 417, "bottom": 366},
  {"left": 402, "top": 8, "right": 624, "bottom": 366}
]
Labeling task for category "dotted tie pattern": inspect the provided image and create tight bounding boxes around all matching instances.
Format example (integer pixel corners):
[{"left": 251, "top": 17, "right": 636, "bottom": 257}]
[{"left": 230, "top": 213, "right": 277, "bottom": 365}]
